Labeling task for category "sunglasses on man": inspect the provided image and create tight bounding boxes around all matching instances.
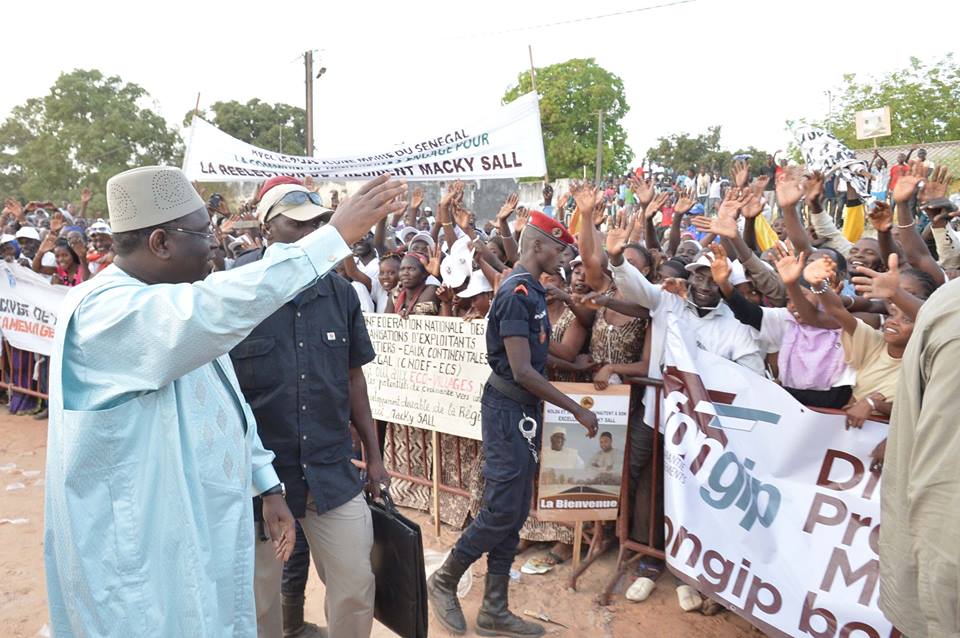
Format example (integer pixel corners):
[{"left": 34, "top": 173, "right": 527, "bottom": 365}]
[{"left": 265, "top": 191, "right": 325, "bottom": 221}]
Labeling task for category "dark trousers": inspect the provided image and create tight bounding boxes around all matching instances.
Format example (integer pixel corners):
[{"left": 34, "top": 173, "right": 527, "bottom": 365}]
[
  {"left": 453, "top": 388, "right": 540, "bottom": 575},
  {"left": 281, "top": 520, "right": 311, "bottom": 599},
  {"left": 628, "top": 409, "right": 664, "bottom": 549}
]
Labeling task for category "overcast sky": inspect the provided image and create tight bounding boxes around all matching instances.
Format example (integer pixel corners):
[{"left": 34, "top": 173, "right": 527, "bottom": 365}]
[{"left": 2, "top": 0, "right": 956, "bottom": 164}]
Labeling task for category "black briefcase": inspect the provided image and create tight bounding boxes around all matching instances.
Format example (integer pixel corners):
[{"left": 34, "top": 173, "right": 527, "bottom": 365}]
[{"left": 368, "top": 488, "right": 428, "bottom": 638}]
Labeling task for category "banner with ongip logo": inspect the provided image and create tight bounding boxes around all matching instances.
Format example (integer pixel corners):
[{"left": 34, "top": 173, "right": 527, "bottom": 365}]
[{"left": 661, "top": 319, "right": 898, "bottom": 638}]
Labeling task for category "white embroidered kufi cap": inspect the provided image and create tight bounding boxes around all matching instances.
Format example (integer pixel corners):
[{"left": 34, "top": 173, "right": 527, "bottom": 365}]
[{"left": 106, "top": 166, "right": 205, "bottom": 233}]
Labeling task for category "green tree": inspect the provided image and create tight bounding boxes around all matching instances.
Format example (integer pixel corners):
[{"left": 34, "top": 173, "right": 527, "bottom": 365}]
[
  {"left": 818, "top": 55, "right": 960, "bottom": 149},
  {"left": 0, "top": 69, "right": 181, "bottom": 212},
  {"left": 646, "top": 126, "right": 768, "bottom": 176},
  {"left": 503, "top": 58, "right": 632, "bottom": 179},
  {"left": 185, "top": 99, "right": 306, "bottom": 156}
]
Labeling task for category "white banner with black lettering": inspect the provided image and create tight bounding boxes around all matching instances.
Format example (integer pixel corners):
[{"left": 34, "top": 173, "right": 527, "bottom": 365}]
[
  {"left": 183, "top": 92, "right": 546, "bottom": 182},
  {"left": 361, "top": 313, "right": 487, "bottom": 440},
  {"left": 0, "top": 262, "right": 68, "bottom": 356},
  {"left": 661, "top": 319, "right": 895, "bottom": 638}
]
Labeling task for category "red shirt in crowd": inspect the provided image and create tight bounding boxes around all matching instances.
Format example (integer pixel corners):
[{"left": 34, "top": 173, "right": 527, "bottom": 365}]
[{"left": 889, "top": 163, "right": 909, "bottom": 191}]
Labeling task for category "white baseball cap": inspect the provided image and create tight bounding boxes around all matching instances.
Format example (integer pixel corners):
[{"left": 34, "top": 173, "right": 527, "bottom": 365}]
[
  {"left": 458, "top": 270, "right": 493, "bottom": 298},
  {"left": 396, "top": 226, "right": 418, "bottom": 244},
  {"left": 410, "top": 231, "right": 436, "bottom": 251},
  {"left": 14, "top": 227, "right": 40, "bottom": 242},
  {"left": 440, "top": 236, "right": 474, "bottom": 287}
]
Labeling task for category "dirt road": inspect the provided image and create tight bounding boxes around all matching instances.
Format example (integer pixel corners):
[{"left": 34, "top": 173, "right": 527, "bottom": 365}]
[{"left": 0, "top": 412, "right": 758, "bottom": 637}]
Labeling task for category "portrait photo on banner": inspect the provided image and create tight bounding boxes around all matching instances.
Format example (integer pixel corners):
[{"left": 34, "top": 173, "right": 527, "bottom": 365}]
[{"left": 536, "top": 383, "right": 630, "bottom": 522}]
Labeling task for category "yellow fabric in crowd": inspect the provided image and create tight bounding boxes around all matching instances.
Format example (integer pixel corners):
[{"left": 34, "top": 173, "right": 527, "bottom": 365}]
[
  {"left": 754, "top": 215, "right": 780, "bottom": 252},
  {"left": 842, "top": 202, "right": 865, "bottom": 243}
]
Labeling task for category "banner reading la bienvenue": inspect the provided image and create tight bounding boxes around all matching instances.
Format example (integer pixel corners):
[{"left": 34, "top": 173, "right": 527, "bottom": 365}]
[
  {"left": 0, "top": 262, "right": 68, "bottom": 356},
  {"left": 183, "top": 92, "right": 546, "bottom": 183},
  {"left": 660, "top": 319, "right": 895, "bottom": 638}
]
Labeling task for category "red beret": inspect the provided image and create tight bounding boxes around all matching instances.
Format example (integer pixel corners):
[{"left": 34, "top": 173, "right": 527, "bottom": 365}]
[
  {"left": 527, "top": 210, "right": 574, "bottom": 245},
  {"left": 257, "top": 176, "right": 303, "bottom": 202}
]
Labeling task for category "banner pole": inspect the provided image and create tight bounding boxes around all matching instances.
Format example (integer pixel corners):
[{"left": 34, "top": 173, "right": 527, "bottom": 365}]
[
  {"left": 572, "top": 521, "right": 583, "bottom": 570},
  {"left": 432, "top": 430, "right": 441, "bottom": 537}
]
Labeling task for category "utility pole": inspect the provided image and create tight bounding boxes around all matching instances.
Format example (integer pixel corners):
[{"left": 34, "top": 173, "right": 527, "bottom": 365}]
[
  {"left": 305, "top": 50, "right": 314, "bottom": 157},
  {"left": 528, "top": 45, "right": 548, "bottom": 184},
  {"left": 594, "top": 110, "right": 604, "bottom": 184}
]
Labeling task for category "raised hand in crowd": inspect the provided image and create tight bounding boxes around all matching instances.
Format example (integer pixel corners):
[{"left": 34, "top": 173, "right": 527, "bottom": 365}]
[
  {"left": 732, "top": 159, "right": 750, "bottom": 190},
  {"left": 716, "top": 188, "right": 754, "bottom": 220},
  {"left": 772, "top": 243, "right": 806, "bottom": 286},
  {"left": 868, "top": 201, "right": 893, "bottom": 232},
  {"left": 775, "top": 167, "right": 804, "bottom": 210},
  {"left": 692, "top": 212, "right": 737, "bottom": 238},
  {"left": 67, "top": 235, "right": 87, "bottom": 263},
  {"left": 801, "top": 171, "right": 824, "bottom": 209},
  {"left": 751, "top": 174, "right": 771, "bottom": 199},
  {"left": 890, "top": 160, "right": 947, "bottom": 285},
  {"left": 627, "top": 175, "right": 655, "bottom": 207},
  {"left": 514, "top": 207, "right": 529, "bottom": 234},
  {"left": 496, "top": 193, "right": 518, "bottom": 224},
  {"left": 674, "top": 188, "right": 697, "bottom": 215},
  {"left": 592, "top": 195, "right": 608, "bottom": 227},
  {"left": 2, "top": 198, "right": 24, "bottom": 222},
  {"left": 920, "top": 166, "right": 951, "bottom": 205},
  {"left": 892, "top": 160, "right": 925, "bottom": 204},
  {"left": 571, "top": 181, "right": 600, "bottom": 217},
  {"left": 661, "top": 277, "right": 688, "bottom": 299},
  {"left": 705, "top": 243, "right": 732, "bottom": 296},
  {"left": 851, "top": 253, "right": 923, "bottom": 321},
  {"left": 604, "top": 210, "right": 636, "bottom": 258},
  {"left": 426, "top": 244, "right": 442, "bottom": 279},
  {"left": 802, "top": 254, "right": 837, "bottom": 289},
  {"left": 741, "top": 187, "right": 765, "bottom": 219},
  {"left": 329, "top": 174, "right": 407, "bottom": 245},
  {"left": 542, "top": 183, "right": 554, "bottom": 205},
  {"left": 410, "top": 186, "right": 425, "bottom": 211},
  {"left": 643, "top": 191, "right": 670, "bottom": 220},
  {"left": 80, "top": 187, "right": 93, "bottom": 206},
  {"left": 50, "top": 210, "right": 66, "bottom": 236}
]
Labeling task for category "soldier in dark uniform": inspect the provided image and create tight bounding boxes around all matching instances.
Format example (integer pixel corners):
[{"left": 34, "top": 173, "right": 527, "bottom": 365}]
[{"left": 428, "top": 212, "right": 599, "bottom": 637}]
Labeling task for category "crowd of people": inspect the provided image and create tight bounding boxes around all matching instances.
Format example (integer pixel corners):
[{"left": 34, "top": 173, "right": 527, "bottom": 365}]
[{"left": 8, "top": 147, "right": 959, "bottom": 636}]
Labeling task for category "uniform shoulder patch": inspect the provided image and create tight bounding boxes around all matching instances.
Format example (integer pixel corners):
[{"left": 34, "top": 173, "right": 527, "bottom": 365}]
[{"left": 513, "top": 283, "right": 529, "bottom": 296}]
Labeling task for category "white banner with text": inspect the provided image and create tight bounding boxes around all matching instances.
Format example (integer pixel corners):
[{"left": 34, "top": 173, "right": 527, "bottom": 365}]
[
  {"left": 362, "top": 313, "right": 488, "bottom": 440},
  {"left": 183, "top": 93, "right": 546, "bottom": 183},
  {"left": 0, "top": 262, "right": 68, "bottom": 356},
  {"left": 661, "top": 319, "right": 896, "bottom": 638}
]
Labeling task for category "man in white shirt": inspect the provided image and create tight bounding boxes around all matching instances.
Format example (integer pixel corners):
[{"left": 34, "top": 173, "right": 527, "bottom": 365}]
[
  {"left": 707, "top": 178, "right": 723, "bottom": 215},
  {"left": 606, "top": 237, "right": 765, "bottom": 428},
  {"left": 695, "top": 168, "right": 711, "bottom": 207},
  {"left": 541, "top": 427, "right": 585, "bottom": 470},
  {"left": 606, "top": 218, "right": 764, "bottom": 614}
]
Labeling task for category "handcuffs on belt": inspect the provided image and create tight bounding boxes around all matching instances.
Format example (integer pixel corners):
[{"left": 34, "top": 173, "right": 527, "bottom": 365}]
[{"left": 518, "top": 414, "right": 539, "bottom": 462}]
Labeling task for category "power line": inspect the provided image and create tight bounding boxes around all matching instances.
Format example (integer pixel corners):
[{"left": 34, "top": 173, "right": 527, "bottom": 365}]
[{"left": 466, "top": 0, "right": 697, "bottom": 38}]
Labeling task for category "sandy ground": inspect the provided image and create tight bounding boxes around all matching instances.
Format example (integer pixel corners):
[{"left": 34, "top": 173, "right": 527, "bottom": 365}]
[{"left": 0, "top": 412, "right": 760, "bottom": 637}]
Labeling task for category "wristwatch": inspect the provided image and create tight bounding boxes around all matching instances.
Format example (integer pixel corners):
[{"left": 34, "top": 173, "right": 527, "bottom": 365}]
[{"left": 260, "top": 482, "right": 286, "bottom": 498}]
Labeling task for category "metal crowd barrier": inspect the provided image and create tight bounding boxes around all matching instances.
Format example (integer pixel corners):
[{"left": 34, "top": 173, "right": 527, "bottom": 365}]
[{"left": 0, "top": 341, "right": 49, "bottom": 401}]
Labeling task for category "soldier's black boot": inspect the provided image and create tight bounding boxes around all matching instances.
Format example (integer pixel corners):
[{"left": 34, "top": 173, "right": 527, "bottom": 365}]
[
  {"left": 475, "top": 573, "right": 544, "bottom": 637},
  {"left": 427, "top": 553, "right": 469, "bottom": 635}
]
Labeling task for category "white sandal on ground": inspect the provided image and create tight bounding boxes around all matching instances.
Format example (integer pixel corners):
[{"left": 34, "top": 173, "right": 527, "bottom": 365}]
[
  {"left": 676, "top": 585, "right": 703, "bottom": 612},
  {"left": 625, "top": 577, "right": 656, "bottom": 602}
]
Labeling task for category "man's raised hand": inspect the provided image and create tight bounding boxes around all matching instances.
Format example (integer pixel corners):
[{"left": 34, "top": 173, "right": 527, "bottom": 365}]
[
  {"left": 628, "top": 175, "right": 655, "bottom": 207},
  {"left": 605, "top": 210, "right": 636, "bottom": 257},
  {"left": 732, "top": 159, "right": 750, "bottom": 189},
  {"left": 329, "top": 174, "right": 407, "bottom": 246},
  {"left": 775, "top": 167, "right": 804, "bottom": 209}
]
